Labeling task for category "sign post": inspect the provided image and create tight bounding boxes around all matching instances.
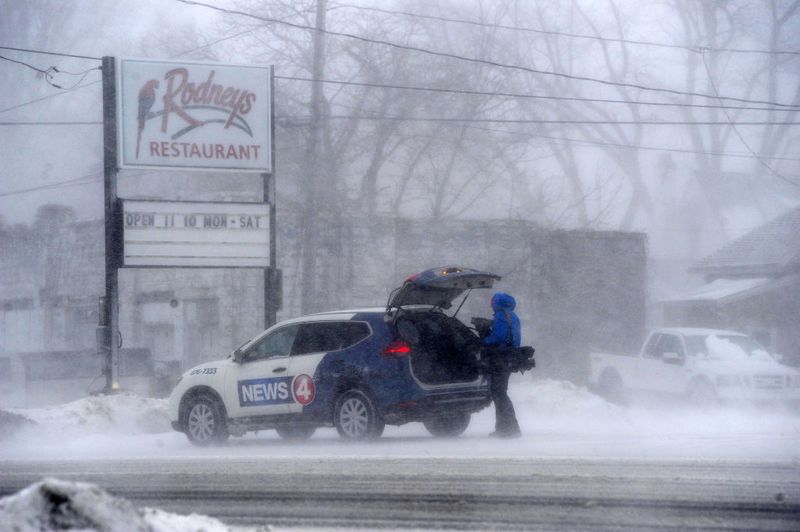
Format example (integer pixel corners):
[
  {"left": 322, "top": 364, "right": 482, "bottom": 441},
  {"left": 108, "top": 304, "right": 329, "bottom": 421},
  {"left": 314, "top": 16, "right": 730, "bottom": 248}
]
[{"left": 101, "top": 56, "right": 122, "bottom": 392}]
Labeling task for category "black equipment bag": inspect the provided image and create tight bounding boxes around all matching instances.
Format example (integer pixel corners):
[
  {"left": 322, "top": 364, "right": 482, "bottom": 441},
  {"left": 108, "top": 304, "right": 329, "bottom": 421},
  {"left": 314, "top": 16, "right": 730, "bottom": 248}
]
[{"left": 506, "top": 346, "right": 536, "bottom": 374}]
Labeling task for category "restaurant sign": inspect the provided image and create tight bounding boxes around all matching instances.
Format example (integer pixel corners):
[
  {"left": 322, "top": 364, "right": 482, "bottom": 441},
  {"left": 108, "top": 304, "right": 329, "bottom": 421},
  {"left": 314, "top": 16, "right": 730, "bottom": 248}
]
[
  {"left": 122, "top": 200, "right": 270, "bottom": 267},
  {"left": 117, "top": 58, "right": 272, "bottom": 172}
]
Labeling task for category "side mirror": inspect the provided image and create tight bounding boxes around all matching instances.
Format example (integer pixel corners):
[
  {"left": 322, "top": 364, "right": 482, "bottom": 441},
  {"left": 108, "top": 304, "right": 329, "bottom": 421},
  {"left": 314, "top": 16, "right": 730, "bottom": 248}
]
[
  {"left": 233, "top": 348, "right": 244, "bottom": 363},
  {"left": 663, "top": 351, "right": 684, "bottom": 365}
]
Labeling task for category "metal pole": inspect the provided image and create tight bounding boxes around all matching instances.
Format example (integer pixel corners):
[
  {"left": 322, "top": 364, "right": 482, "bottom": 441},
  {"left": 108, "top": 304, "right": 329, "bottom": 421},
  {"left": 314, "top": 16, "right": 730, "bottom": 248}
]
[
  {"left": 263, "top": 65, "right": 280, "bottom": 329},
  {"left": 101, "top": 56, "right": 121, "bottom": 393}
]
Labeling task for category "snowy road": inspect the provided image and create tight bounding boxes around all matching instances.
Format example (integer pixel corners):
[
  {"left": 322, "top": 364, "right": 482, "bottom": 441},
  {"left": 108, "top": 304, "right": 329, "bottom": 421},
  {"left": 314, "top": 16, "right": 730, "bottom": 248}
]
[
  {"left": 1, "top": 456, "right": 799, "bottom": 529},
  {"left": 2, "top": 381, "right": 799, "bottom": 529}
]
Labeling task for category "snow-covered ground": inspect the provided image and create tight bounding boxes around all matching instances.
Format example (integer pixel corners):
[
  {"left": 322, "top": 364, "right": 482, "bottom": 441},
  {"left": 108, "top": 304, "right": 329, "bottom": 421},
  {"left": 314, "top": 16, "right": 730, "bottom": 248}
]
[
  {"left": 1, "top": 380, "right": 798, "bottom": 531},
  {"left": 1, "top": 378, "right": 798, "bottom": 462}
]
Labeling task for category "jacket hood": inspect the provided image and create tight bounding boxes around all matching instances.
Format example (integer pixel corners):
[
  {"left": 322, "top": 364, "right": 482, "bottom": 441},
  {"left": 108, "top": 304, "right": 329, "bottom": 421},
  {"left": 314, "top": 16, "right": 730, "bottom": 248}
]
[{"left": 491, "top": 292, "right": 516, "bottom": 312}]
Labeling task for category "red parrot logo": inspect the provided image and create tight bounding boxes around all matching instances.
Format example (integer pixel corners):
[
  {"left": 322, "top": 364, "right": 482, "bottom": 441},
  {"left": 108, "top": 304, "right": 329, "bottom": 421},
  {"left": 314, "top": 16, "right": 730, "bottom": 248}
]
[{"left": 136, "top": 79, "right": 159, "bottom": 158}]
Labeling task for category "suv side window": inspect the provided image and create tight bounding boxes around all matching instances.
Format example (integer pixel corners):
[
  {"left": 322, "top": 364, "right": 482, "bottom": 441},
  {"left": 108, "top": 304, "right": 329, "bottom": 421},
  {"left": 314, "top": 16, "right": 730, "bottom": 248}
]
[
  {"left": 642, "top": 334, "right": 662, "bottom": 359},
  {"left": 244, "top": 325, "right": 299, "bottom": 362},
  {"left": 292, "top": 321, "right": 370, "bottom": 356}
]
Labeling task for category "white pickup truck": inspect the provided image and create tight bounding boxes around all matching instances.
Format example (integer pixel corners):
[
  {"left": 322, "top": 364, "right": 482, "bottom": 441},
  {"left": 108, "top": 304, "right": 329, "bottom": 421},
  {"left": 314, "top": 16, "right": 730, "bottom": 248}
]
[{"left": 589, "top": 328, "right": 800, "bottom": 405}]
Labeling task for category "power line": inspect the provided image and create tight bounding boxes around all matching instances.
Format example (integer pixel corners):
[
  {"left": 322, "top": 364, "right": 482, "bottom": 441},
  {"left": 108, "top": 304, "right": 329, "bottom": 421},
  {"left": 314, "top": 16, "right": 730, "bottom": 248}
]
[
  {"left": 0, "top": 54, "right": 101, "bottom": 90},
  {"left": 0, "top": 80, "right": 101, "bottom": 114},
  {"left": 275, "top": 74, "right": 800, "bottom": 111},
  {"left": 174, "top": 0, "right": 800, "bottom": 108},
  {"left": 700, "top": 50, "right": 800, "bottom": 188},
  {"left": 0, "top": 45, "right": 100, "bottom": 61},
  {"left": 0, "top": 29, "right": 259, "bottom": 114},
  {"left": 454, "top": 122, "right": 800, "bottom": 162},
  {"left": 4, "top": 116, "right": 800, "bottom": 127},
  {"left": 331, "top": 2, "right": 800, "bottom": 56},
  {"left": 310, "top": 115, "right": 800, "bottom": 126},
  {"left": 0, "top": 54, "right": 50, "bottom": 75},
  {"left": 0, "top": 170, "right": 153, "bottom": 198},
  {"left": 0, "top": 172, "right": 102, "bottom": 198},
  {"left": 0, "top": 121, "right": 103, "bottom": 126}
]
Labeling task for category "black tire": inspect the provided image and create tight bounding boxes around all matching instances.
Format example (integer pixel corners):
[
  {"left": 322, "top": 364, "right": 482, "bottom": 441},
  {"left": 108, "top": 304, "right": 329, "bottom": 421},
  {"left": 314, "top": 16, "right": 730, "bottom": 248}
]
[
  {"left": 184, "top": 395, "right": 229, "bottom": 446},
  {"left": 597, "top": 369, "right": 626, "bottom": 405},
  {"left": 275, "top": 424, "right": 317, "bottom": 440},
  {"left": 334, "top": 390, "right": 384, "bottom": 440},
  {"left": 423, "top": 411, "right": 471, "bottom": 437},
  {"left": 687, "top": 378, "right": 718, "bottom": 407}
]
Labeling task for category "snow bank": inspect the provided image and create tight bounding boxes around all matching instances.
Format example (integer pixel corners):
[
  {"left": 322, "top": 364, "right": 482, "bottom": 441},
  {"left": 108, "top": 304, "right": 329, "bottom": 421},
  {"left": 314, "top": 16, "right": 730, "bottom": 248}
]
[
  {"left": 0, "top": 409, "right": 37, "bottom": 442},
  {"left": 9, "top": 392, "right": 170, "bottom": 439},
  {"left": 0, "top": 478, "right": 263, "bottom": 532}
]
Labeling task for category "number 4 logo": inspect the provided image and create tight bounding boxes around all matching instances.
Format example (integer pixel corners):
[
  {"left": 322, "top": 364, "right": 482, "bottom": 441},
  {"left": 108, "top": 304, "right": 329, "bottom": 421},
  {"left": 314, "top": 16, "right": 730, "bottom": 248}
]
[{"left": 292, "top": 374, "right": 316, "bottom": 406}]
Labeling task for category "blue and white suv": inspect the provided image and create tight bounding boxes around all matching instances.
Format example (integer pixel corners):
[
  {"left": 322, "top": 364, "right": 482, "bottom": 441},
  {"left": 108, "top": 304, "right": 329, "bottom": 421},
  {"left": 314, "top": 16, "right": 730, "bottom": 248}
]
[{"left": 168, "top": 267, "right": 499, "bottom": 444}]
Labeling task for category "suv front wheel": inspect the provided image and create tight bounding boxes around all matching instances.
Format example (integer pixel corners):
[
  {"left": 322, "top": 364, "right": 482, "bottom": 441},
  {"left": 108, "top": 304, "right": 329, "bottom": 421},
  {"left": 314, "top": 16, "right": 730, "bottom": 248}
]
[
  {"left": 334, "top": 390, "right": 385, "bottom": 440},
  {"left": 184, "top": 395, "right": 229, "bottom": 446}
]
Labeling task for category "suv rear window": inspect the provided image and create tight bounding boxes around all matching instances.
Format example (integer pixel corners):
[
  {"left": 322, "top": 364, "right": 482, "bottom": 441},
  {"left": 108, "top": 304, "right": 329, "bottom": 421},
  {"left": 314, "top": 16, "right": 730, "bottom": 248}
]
[{"left": 293, "top": 321, "right": 370, "bottom": 355}]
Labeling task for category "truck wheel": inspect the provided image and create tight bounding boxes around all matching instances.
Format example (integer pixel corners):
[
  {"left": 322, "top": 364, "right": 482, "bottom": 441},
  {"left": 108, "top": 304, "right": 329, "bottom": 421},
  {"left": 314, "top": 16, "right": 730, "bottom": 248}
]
[
  {"left": 184, "top": 395, "right": 229, "bottom": 446},
  {"left": 687, "top": 379, "right": 718, "bottom": 407},
  {"left": 597, "top": 369, "right": 626, "bottom": 405},
  {"left": 334, "top": 390, "right": 384, "bottom": 440},
  {"left": 423, "top": 411, "right": 471, "bottom": 437},
  {"left": 275, "top": 425, "right": 316, "bottom": 440}
]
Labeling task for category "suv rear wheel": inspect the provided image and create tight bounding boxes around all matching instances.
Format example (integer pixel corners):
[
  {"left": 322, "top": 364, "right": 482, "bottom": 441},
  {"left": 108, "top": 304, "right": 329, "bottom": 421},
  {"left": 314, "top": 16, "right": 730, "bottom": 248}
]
[
  {"left": 423, "top": 411, "right": 471, "bottom": 437},
  {"left": 334, "top": 390, "right": 384, "bottom": 440},
  {"left": 184, "top": 395, "right": 229, "bottom": 446}
]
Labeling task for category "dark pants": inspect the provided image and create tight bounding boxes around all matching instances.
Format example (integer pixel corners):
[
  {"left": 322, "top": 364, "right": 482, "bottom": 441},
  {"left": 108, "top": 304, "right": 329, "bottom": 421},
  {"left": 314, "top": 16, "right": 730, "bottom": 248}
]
[{"left": 488, "top": 364, "right": 520, "bottom": 435}]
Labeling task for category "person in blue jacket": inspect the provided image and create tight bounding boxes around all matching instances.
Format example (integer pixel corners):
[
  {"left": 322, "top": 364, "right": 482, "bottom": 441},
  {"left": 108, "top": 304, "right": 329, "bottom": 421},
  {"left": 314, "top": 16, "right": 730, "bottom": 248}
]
[{"left": 483, "top": 292, "right": 522, "bottom": 438}]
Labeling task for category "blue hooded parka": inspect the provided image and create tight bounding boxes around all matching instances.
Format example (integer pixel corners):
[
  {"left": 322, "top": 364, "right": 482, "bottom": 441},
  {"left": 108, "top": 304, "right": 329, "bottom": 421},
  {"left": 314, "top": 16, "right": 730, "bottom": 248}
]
[{"left": 483, "top": 292, "right": 521, "bottom": 348}]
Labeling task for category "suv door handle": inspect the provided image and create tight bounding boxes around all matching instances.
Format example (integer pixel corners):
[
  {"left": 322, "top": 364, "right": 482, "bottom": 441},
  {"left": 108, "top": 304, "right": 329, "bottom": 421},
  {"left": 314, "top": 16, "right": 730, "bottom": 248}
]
[{"left": 273, "top": 367, "right": 287, "bottom": 373}]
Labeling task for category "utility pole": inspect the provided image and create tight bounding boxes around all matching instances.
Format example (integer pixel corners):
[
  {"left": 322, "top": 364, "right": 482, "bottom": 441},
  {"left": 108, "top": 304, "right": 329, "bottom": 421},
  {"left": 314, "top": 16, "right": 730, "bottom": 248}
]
[
  {"left": 300, "top": 0, "right": 327, "bottom": 315},
  {"left": 101, "top": 56, "right": 122, "bottom": 393}
]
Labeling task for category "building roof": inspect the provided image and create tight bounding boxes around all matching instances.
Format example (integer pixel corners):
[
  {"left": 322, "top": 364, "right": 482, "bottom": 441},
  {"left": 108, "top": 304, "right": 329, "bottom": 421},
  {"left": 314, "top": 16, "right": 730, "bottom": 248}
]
[{"left": 690, "top": 206, "right": 800, "bottom": 278}]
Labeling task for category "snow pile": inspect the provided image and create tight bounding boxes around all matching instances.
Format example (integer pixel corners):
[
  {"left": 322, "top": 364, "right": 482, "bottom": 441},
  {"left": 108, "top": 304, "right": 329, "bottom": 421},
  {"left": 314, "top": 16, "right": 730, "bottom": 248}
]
[
  {"left": 0, "top": 478, "right": 147, "bottom": 532},
  {"left": 0, "top": 478, "right": 264, "bottom": 532},
  {"left": 511, "top": 377, "right": 799, "bottom": 436},
  {"left": 9, "top": 392, "right": 170, "bottom": 439},
  {"left": 0, "top": 409, "right": 37, "bottom": 442}
]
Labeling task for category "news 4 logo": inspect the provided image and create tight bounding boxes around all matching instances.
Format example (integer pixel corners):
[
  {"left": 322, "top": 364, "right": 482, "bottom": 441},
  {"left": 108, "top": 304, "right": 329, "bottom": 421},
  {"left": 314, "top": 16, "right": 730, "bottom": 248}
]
[
  {"left": 292, "top": 374, "right": 315, "bottom": 406},
  {"left": 238, "top": 375, "right": 316, "bottom": 407},
  {"left": 238, "top": 377, "right": 292, "bottom": 406}
]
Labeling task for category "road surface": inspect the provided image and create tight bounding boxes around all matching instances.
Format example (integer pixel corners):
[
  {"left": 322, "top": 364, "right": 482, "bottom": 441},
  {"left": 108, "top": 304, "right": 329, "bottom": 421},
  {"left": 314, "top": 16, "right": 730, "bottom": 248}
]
[{"left": 1, "top": 456, "right": 798, "bottom": 530}]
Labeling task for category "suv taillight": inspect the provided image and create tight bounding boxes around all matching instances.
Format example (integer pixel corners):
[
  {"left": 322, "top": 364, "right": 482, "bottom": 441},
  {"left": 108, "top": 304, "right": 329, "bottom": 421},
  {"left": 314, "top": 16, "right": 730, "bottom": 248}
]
[{"left": 382, "top": 340, "right": 411, "bottom": 357}]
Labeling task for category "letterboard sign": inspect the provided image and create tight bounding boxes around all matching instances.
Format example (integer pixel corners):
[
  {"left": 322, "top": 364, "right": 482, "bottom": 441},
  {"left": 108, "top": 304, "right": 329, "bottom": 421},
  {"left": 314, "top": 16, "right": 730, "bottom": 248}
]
[{"left": 122, "top": 200, "right": 270, "bottom": 267}]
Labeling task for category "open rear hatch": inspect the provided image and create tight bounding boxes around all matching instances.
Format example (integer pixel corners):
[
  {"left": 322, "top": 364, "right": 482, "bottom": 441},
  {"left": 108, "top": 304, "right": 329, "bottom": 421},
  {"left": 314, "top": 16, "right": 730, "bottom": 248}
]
[
  {"left": 387, "top": 266, "right": 501, "bottom": 311},
  {"left": 388, "top": 266, "right": 501, "bottom": 385}
]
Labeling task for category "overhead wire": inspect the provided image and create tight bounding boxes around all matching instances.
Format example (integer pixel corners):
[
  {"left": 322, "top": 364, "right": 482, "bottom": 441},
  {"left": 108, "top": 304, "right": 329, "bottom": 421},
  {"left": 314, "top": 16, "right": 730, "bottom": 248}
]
[
  {"left": 274, "top": 74, "right": 800, "bottom": 112},
  {"left": 452, "top": 122, "right": 800, "bottom": 162},
  {"left": 3, "top": 117, "right": 799, "bottom": 126},
  {"left": 0, "top": 171, "right": 103, "bottom": 198},
  {"left": 699, "top": 50, "right": 800, "bottom": 187},
  {"left": 0, "top": 45, "right": 100, "bottom": 61},
  {"left": 0, "top": 53, "right": 101, "bottom": 90},
  {"left": 4, "top": 45, "right": 800, "bottom": 114},
  {"left": 330, "top": 2, "right": 800, "bottom": 56},
  {"left": 173, "top": 0, "right": 800, "bottom": 108}
]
